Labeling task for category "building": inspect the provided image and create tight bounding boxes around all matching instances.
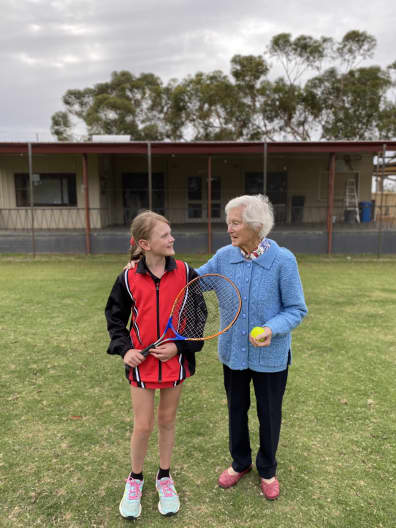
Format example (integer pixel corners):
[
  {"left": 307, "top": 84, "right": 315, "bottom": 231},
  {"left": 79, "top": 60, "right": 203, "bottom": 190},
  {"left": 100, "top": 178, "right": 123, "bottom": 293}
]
[{"left": 1, "top": 141, "right": 396, "bottom": 254}]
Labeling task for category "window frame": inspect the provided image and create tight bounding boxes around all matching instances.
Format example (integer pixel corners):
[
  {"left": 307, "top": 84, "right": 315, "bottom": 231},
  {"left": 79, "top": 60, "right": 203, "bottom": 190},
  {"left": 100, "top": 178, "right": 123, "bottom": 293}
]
[
  {"left": 14, "top": 173, "right": 77, "bottom": 207},
  {"left": 186, "top": 174, "right": 222, "bottom": 221}
]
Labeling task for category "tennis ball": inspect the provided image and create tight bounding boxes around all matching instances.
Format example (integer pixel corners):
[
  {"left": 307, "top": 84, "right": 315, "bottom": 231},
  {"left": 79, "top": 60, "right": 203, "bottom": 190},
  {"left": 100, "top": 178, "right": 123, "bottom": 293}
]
[{"left": 250, "top": 326, "right": 266, "bottom": 341}]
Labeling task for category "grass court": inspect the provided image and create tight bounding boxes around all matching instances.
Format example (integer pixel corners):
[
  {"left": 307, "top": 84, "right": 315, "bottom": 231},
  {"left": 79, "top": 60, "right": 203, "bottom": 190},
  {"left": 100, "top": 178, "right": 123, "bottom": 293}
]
[{"left": 0, "top": 254, "right": 395, "bottom": 527}]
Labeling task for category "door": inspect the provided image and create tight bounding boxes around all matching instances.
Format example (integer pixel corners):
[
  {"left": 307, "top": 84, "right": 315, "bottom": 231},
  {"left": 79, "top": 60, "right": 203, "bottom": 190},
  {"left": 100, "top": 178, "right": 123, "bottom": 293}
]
[
  {"left": 187, "top": 174, "right": 221, "bottom": 221},
  {"left": 122, "top": 173, "right": 164, "bottom": 225}
]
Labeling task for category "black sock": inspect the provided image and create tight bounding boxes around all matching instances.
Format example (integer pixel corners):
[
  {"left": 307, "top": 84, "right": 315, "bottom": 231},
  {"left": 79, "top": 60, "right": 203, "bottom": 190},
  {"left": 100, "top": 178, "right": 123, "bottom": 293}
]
[
  {"left": 130, "top": 471, "right": 143, "bottom": 481},
  {"left": 157, "top": 467, "right": 170, "bottom": 479}
]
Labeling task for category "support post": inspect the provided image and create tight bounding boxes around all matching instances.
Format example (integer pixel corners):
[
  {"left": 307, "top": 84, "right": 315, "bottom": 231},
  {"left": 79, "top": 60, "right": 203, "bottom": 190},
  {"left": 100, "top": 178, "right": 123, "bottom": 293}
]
[
  {"left": 82, "top": 153, "right": 91, "bottom": 254},
  {"left": 377, "top": 144, "right": 386, "bottom": 259},
  {"left": 207, "top": 156, "right": 212, "bottom": 255},
  {"left": 28, "top": 143, "right": 36, "bottom": 258},
  {"left": 147, "top": 142, "right": 152, "bottom": 210},
  {"left": 263, "top": 142, "right": 268, "bottom": 194},
  {"left": 327, "top": 152, "right": 336, "bottom": 255}
]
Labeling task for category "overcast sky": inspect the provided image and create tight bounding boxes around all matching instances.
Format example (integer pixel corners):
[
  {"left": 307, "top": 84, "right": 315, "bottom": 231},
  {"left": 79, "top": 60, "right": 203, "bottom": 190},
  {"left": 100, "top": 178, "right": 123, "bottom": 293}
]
[{"left": 1, "top": 0, "right": 395, "bottom": 141}]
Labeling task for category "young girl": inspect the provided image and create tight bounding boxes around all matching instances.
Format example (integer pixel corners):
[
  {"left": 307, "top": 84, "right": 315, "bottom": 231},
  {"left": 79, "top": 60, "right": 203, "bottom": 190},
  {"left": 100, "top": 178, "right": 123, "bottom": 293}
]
[{"left": 105, "top": 211, "right": 203, "bottom": 519}]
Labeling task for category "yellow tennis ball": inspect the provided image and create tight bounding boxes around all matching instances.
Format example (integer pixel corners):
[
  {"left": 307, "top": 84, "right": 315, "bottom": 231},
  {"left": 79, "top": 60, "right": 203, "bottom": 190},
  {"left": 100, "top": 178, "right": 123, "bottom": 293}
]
[{"left": 250, "top": 326, "right": 266, "bottom": 341}]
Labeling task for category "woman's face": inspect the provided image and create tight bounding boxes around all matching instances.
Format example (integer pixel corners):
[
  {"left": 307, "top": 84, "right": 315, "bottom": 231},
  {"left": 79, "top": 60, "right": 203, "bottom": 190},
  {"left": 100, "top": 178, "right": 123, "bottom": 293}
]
[
  {"left": 144, "top": 221, "right": 175, "bottom": 257},
  {"left": 226, "top": 206, "right": 260, "bottom": 251}
]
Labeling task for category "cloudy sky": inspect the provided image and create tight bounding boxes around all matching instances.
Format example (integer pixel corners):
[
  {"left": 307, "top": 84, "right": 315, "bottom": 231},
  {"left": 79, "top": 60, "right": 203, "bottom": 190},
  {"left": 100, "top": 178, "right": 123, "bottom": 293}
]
[{"left": 1, "top": 0, "right": 395, "bottom": 141}]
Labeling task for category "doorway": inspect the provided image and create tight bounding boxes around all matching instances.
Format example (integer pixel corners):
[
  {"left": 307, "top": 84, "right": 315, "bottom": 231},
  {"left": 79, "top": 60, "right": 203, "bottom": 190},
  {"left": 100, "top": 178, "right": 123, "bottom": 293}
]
[{"left": 122, "top": 173, "right": 164, "bottom": 225}]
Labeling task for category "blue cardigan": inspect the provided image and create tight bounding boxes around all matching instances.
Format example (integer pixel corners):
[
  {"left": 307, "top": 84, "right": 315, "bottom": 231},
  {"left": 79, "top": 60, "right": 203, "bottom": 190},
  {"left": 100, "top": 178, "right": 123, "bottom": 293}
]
[{"left": 197, "top": 240, "right": 308, "bottom": 372}]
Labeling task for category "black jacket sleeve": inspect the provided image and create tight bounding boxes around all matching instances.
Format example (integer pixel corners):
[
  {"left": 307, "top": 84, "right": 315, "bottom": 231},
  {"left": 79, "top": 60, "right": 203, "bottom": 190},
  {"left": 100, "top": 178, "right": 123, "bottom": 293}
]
[
  {"left": 105, "top": 272, "right": 133, "bottom": 358},
  {"left": 174, "top": 266, "right": 205, "bottom": 355}
]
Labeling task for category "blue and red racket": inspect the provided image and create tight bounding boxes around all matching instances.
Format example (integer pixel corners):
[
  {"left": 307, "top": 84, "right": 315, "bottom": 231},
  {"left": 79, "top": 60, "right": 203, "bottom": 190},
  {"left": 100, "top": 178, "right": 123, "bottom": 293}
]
[{"left": 140, "top": 273, "right": 241, "bottom": 357}]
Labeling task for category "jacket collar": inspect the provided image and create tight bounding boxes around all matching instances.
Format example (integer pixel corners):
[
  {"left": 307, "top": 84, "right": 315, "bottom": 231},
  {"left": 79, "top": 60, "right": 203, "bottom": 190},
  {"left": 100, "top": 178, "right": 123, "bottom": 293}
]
[
  {"left": 137, "top": 255, "right": 177, "bottom": 275},
  {"left": 229, "top": 239, "right": 279, "bottom": 269}
]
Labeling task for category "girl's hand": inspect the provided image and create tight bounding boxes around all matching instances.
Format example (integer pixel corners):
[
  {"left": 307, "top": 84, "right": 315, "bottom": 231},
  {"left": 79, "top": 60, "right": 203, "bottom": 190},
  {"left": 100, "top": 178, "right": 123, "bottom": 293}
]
[
  {"left": 123, "top": 348, "right": 145, "bottom": 368},
  {"left": 249, "top": 327, "right": 272, "bottom": 347},
  {"left": 151, "top": 342, "right": 178, "bottom": 362}
]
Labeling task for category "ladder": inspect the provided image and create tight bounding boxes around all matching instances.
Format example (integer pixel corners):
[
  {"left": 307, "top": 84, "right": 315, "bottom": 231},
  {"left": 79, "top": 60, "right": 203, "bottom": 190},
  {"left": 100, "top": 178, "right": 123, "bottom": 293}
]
[{"left": 344, "top": 178, "right": 360, "bottom": 223}]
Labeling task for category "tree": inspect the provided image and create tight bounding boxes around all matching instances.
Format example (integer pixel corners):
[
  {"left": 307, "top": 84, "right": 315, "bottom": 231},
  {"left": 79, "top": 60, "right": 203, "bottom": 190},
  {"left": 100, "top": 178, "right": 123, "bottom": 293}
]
[
  {"left": 306, "top": 66, "right": 393, "bottom": 140},
  {"left": 51, "top": 31, "right": 396, "bottom": 142},
  {"left": 175, "top": 70, "right": 238, "bottom": 140},
  {"left": 53, "top": 71, "right": 172, "bottom": 140},
  {"left": 50, "top": 111, "right": 74, "bottom": 141},
  {"left": 267, "top": 33, "right": 332, "bottom": 84},
  {"left": 230, "top": 55, "right": 275, "bottom": 140},
  {"left": 335, "top": 30, "right": 377, "bottom": 71},
  {"left": 264, "top": 30, "right": 393, "bottom": 140}
]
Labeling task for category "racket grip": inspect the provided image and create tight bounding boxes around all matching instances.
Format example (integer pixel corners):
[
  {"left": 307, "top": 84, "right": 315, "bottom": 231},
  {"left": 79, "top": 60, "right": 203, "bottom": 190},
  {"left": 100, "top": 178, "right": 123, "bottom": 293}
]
[{"left": 140, "top": 343, "right": 156, "bottom": 357}]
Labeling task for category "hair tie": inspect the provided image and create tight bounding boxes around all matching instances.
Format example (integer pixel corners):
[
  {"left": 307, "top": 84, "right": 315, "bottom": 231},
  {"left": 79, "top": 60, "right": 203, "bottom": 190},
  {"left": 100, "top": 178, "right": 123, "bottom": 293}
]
[{"left": 130, "top": 237, "right": 135, "bottom": 246}]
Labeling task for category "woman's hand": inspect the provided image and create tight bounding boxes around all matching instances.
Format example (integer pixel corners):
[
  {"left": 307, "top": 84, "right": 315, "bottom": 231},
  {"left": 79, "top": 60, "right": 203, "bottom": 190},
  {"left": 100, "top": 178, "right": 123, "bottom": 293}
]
[
  {"left": 249, "top": 327, "right": 272, "bottom": 347},
  {"left": 123, "top": 261, "right": 136, "bottom": 271},
  {"left": 123, "top": 348, "right": 145, "bottom": 368},
  {"left": 150, "top": 342, "right": 178, "bottom": 362}
]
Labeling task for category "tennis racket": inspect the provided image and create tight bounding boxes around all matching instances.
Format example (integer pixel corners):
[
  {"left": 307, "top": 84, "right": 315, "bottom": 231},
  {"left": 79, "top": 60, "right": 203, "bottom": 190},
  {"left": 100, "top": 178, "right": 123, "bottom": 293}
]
[{"left": 140, "top": 273, "right": 241, "bottom": 357}]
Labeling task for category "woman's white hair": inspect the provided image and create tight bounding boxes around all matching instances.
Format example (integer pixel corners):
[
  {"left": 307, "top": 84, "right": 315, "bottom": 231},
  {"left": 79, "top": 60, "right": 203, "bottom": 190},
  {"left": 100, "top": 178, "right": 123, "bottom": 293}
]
[{"left": 225, "top": 194, "right": 274, "bottom": 238}]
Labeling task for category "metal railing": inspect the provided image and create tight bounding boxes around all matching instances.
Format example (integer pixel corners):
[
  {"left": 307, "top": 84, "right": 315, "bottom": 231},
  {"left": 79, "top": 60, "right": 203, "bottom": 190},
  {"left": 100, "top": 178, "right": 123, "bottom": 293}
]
[
  {"left": 0, "top": 208, "right": 110, "bottom": 230},
  {"left": 1, "top": 205, "right": 395, "bottom": 257},
  {"left": 1, "top": 205, "right": 395, "bottom": 231}
]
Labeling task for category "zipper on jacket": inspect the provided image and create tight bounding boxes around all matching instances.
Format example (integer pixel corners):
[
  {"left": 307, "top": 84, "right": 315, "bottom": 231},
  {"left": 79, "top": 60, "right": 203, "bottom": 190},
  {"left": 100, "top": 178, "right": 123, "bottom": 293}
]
[{"left": 154, "top": 278, "right": 162, "bottom": 382}]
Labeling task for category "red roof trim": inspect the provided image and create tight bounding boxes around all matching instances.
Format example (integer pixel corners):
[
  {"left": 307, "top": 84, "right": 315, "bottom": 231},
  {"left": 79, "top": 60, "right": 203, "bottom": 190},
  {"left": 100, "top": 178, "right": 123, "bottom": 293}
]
[{"left": 0, "top": 140, "right": 394, "bottom": 155}]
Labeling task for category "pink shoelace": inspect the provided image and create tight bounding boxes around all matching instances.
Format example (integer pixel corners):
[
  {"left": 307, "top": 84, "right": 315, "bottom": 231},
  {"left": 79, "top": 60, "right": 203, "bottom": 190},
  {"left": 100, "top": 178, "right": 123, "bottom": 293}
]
[
  {"left": 157, "top": 478, "right": 176, "bottom": 497},
  {"left": 125, "top": 478, "right": 142, "bottom": 500}
]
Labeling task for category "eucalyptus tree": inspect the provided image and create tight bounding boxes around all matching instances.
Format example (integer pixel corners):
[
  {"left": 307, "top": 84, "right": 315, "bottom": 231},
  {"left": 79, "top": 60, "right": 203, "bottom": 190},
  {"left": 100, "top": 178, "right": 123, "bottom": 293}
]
[
  {"left": 51, "top": 70, "right": 171, "bottom": 140},
  {"left": 51, "top": 31, "right": 395, "bottom": 142}
]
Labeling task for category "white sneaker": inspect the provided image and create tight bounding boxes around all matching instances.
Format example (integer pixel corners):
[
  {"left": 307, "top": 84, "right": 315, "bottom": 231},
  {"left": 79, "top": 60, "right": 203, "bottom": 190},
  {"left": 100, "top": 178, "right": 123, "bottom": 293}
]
[
  {"left": 119, "top": 475, "right": 144, "bottom": 519},
  {"left": 156, "top": 474, "right": 180, "bottom": 516}
]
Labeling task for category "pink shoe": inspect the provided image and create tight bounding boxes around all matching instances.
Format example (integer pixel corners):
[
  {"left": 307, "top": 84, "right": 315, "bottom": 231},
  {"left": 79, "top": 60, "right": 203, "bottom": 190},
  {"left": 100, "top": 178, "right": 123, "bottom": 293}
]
[
  {"left": 260, "top": 477, "right": 280, "bottom": 500},
  {"left": 218, "top": 465, "right": 252, "bottom": 489}
]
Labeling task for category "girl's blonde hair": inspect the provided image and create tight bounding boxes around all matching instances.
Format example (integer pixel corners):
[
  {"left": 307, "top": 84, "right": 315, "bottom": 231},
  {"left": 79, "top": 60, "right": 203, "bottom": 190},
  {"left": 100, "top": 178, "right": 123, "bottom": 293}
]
[{"left": 129, "top": 210, "right": 170, "bottom": 261}]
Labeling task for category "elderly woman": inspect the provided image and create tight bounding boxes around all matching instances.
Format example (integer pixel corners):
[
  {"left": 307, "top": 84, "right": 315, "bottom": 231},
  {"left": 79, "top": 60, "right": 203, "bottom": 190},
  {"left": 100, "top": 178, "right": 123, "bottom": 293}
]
[{"left": 196, "top": 194, "right": 307, "bottom": 500}]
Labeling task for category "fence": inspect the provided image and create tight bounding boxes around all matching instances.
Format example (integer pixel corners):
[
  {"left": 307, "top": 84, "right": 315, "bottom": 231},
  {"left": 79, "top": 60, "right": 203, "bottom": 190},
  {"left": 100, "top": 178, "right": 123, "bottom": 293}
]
[
  {"left": 0, "top": 208, "right": 110, "bottom": 230},
  {"left": 1, "top": 205, "right": 395, "bottom": 231},
  {"left": 1, "top": 204, "right": 395, "bottom": 256}
]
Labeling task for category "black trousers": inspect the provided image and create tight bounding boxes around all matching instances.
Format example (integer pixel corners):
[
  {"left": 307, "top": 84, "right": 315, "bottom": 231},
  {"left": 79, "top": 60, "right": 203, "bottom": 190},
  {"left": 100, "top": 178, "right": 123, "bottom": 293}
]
[{"left": 223, "top": 363, "right": 288, "bottom": 479}]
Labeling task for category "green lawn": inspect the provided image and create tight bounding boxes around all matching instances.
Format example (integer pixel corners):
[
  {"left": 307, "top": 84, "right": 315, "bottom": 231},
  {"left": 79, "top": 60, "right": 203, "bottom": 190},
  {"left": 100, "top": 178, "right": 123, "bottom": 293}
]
[{"left": 0, "top": 254, "right": 395, "bottom": 528}]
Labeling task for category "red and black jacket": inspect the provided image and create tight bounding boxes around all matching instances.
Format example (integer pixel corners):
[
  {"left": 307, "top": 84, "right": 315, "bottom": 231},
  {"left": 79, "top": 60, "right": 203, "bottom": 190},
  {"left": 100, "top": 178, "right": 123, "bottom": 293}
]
[{"left": 105, "top": 256, "right": 203, "bottom": 385}]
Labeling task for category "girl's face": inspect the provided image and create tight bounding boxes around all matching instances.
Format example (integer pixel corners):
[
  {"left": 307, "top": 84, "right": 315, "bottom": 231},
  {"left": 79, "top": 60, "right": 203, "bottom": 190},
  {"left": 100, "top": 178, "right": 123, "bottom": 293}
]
[{"left": 144, "top": 221, "right": 175, "bottom": 257}]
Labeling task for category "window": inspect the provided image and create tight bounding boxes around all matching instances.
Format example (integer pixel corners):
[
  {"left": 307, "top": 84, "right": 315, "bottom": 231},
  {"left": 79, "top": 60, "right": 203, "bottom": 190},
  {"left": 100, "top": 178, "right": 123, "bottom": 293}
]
[
  {"left": 211, "top": 176, "right": 221, "bottom": 202},
  {"left": 245, "top": 172, "right": 264, "bottom": 195},
  {"left": 245, "top": 172, "right": 287, "bottom": 204},
  {"left": 245, "top": 172, "right": 288, "bottom": 223},
  {"left": 14, "top": 173, "right": 77, "bottom": 207},
  {"left": 187, "top": 175, "right": 221, "bottom": 220},
  {"left": 188, "top": 203, "right": 202, "bottom": 218},
  {"left": 188, "top": 176, "right": 202, "bottom": 201}
]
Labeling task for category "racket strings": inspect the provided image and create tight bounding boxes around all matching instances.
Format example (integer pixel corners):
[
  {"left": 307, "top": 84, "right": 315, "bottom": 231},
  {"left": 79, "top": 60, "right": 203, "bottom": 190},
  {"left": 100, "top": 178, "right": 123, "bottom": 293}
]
[{"left": 171, "top": 275, "right": 241, "bottom": 340}]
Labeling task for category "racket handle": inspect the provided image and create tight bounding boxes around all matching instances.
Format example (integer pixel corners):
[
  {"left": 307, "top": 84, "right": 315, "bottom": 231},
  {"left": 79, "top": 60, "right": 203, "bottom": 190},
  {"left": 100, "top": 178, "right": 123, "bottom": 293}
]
[{"left": 140, "top": 343, "right": 156, "bottom": 357}]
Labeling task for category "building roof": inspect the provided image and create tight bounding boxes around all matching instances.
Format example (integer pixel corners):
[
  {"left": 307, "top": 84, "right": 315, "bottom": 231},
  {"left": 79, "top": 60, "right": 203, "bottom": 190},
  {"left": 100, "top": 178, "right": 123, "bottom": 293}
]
[{"left": 0, "top": 140, "right": 396, "bottom": 156}]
